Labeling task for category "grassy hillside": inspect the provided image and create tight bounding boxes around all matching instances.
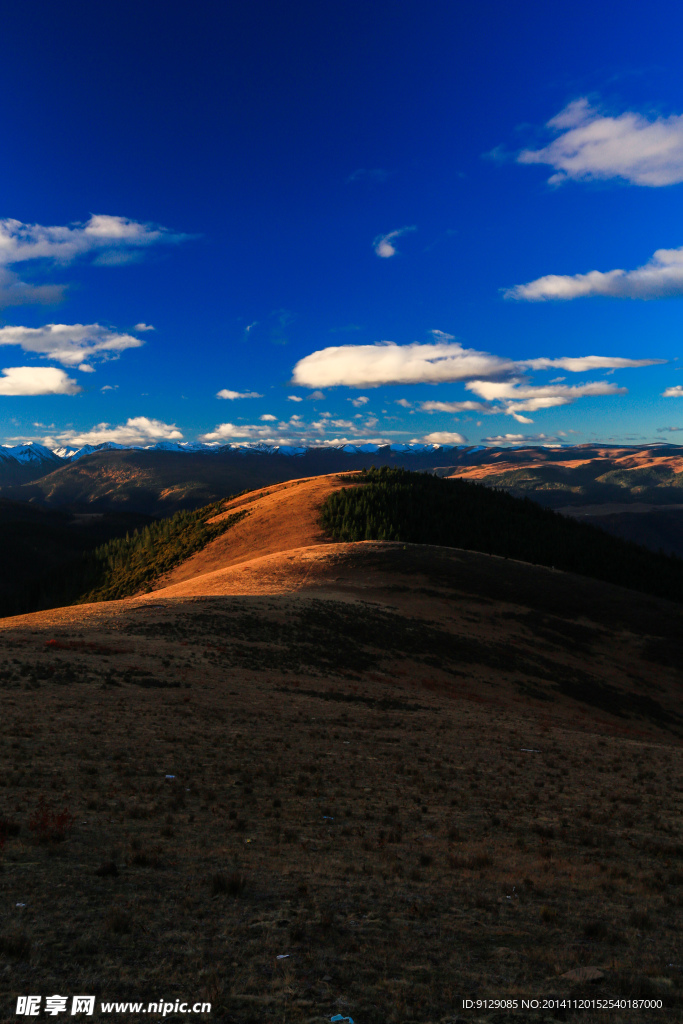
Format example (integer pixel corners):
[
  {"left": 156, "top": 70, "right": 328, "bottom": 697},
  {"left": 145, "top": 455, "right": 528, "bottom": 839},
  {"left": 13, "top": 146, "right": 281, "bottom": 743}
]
[
  {"left": 477, "top": 461, "right": 683, "bottom": 508},
  {"left": 320, "top": 467, "right": 683, "bottom": 602}
]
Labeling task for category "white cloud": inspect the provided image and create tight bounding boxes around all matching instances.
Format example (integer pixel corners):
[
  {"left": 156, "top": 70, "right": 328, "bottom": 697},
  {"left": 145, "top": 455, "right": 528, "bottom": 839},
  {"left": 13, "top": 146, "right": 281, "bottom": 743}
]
[
  {"left": 293, "top": 339, "right": 657, "bottom": 422},
  {"left": 0, "top": 366, "right": 81, "bottom": 396},
  {"left": 306, "top": 390, "right": 325, "bottom": 400},
  {"left": 524, "top": 355, "right": 663, "bottom": 371},
  {"left": 260, "top": 414, "right": 277, "bottom": 421},
  {"left": 517, "top": 98, "right": 683, "bottom": 186},
  {"left": 0, "top": 323, "right": 144, "bottom": 368},
  {"left": 0, "top": 214, "right": 190, "bottom": 307},
  {"left": 201, "top": 422, "right": 274, "bottom": 441},
  {"left": 201, "top": 414, "right": 393, "bottom": 445},
  {"left": 134, "top": 323, "right": 155, "bottom": 331},
  {"left": 349, "top": 396, "right": 370, "bottom": 407},
  {"left": 466, "top": 378, "right": 625, "bottom": 421},
  {"left": 373, "top": 226, "right": 416, "bottom": 258},
  {"left": 101, "top": 384, "right": 118, "bottom": 391},
  {"left": 420, "top": 400, "right": 490, "bottom": 413},
  {"left": 293, "top": 341, "right": 515, "bottom": 388},
  {"left": 663, "top": 385, "right": 683, "bottom": 397},
  {"left": 287, "top": 394, "right": 303, "bottom": 402},
  {"left": 421, "top": 431, "right": 468, "bottom": 444},
  {"left": 0, "top": 213, "right": 188, "bottom": 266},
  {"left": 216, "top": 389, "right": 263, "bottom": 400},
  {"left": 482, "top": 433, "right": 563, "bottom": 445},
  {"left": 44, "top": 416, "right": 183, "bottom": 447},
  {"left": 506, "top": 246, "right": 683, "bottom": 301}
]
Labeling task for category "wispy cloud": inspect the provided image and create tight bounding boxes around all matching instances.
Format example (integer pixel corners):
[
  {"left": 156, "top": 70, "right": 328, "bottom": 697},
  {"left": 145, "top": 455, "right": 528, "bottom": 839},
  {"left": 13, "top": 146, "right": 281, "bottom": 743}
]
[
  {"left": 0, "top": 366, "right": 81, "bottom": 396},
  {"left": 481, "top": 433, "right": 564, "bottom": 445},
  {"left": 373, "top": 226, "right": 416, "bottom": 258},
  {"left": 0, "top": 323, "right": 145, "bottom": 369},
  {"left": 0, "top": 214, "right": 189, "bottom": 265},
  {"left": 663, "top": 385, "right": 683, "bottom": 397},
  {"left": 0, "top": 269, "right": 65, "bottom": 308},
  {"left": 0, "top": 214, "right": 191, "bottom": 307},
  {"left": 420, "top": 400, "right": 490, "bottom": 413},
  {"left": 134, "top": 323, "right": 155, "bottom": 332},
  {"left": 216, "top": 388, "right": 263, "bottom": 400},
  {"left": 348, "top": 396, "right": 370, "bottom": 407},
  {"left": 524, "top": 355, "right": 663, "bottom": 371},
  {"left": 42, "top": 416, "right": 183, "bottom": 447},
  {"left": 466, "top": 379, "right": 625, "bottom": 422},
  {"left": 506, "top": 245, "right": 683, "bottom": 301},
  {"left": 515, "top": 98, "right": 683, "bottom": 186}
]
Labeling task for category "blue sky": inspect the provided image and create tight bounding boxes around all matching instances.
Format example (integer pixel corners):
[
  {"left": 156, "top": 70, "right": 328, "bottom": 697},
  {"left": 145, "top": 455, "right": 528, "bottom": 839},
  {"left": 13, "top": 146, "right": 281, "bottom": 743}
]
[{"left": 2, "top": 0, "right": 683, "bottom": 450}]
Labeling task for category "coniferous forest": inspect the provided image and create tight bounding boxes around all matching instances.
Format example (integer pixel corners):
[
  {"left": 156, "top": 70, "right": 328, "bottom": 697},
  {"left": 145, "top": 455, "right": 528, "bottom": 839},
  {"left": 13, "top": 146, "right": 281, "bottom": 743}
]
[
  {"left": 2, "top": 502, "right": 248, "bottom": 616},
  {"left": 76, "top": 504, "right": 249, "bottom": 602},
  {"left": 320, "top": 467, "right": 683, "bottom": 603}
]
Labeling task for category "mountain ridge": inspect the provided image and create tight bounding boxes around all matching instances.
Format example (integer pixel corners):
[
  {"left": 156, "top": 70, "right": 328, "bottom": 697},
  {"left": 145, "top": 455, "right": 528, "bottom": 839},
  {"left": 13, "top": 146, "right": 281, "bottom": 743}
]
[{"left": 4, "top": 440, "right": 683, "bottom": 512}]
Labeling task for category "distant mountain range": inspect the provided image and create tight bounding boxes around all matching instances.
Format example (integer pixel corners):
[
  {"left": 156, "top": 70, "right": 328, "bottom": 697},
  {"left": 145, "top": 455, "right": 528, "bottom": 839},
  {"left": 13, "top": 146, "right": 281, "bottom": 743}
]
[{"left": 1, "top": 439, "right": 683, "bottom": 556}]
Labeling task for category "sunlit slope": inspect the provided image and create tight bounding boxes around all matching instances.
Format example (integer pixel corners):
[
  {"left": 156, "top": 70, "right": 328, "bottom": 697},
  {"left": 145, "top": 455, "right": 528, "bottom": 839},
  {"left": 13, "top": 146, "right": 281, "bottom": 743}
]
[{"left": 148, "top": 473, "right": 353, "bottom": 593}]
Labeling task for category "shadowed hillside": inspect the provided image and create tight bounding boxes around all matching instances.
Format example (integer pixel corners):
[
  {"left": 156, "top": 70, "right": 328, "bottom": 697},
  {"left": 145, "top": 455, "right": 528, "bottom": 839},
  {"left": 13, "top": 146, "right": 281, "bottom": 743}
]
[
  {"left": 320, "top": 467, "right": 683, "bottom": 603},
  {"left": 0, "top": 446, "right": 476, "bottom": 515},
  {"left": 5, "top": 442, "right": 683, "bottom": 517},
  {"left": 0, "top": 500, "right": 152, "bottom": 618},
  {"left": 0, "top": 530, "right": 681, "bottom": 1021}
]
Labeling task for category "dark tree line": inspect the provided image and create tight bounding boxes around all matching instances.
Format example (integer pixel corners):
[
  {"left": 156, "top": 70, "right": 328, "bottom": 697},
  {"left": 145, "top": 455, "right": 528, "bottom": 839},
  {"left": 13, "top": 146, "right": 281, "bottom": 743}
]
[
  {"left": 77, "top": 504, "right": 249, "bottom": 602},
  {"left": 320, "top": 467, "right": 683, "bottom": 602},
  {"left": 3, "top": 502, "right": 248, "bottom": 615}
]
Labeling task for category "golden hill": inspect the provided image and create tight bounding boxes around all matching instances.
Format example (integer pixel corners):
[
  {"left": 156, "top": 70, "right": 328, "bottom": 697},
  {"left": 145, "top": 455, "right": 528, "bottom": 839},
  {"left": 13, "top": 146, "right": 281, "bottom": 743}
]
[{"left": 0, "top": 472, "right": 681, "bottom": 1021}]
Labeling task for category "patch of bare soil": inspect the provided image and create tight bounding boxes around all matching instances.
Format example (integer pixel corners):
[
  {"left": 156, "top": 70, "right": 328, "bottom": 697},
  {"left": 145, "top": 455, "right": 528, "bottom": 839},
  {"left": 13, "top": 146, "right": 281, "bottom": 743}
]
[{"left": 0, "top": 541, "right": 681, "bottom": 1023}]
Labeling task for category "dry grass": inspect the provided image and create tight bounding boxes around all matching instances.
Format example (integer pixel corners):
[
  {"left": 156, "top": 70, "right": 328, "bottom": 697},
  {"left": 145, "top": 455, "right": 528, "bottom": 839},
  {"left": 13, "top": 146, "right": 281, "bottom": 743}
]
[{"left": 0, "top": 542, "right": 681, "bottom": 1023}]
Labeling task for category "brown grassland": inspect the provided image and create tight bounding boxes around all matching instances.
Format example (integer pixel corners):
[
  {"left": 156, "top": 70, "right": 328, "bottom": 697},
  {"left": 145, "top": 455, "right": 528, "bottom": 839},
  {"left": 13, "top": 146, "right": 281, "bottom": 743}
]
[{"left": 0, "top": 475, "right": 682, "bottom": 1024}]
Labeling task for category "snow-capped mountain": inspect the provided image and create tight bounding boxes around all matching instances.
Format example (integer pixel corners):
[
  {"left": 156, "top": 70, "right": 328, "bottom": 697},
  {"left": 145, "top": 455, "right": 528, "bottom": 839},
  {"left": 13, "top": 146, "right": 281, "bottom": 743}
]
[
  {"left": 1, "top": 443, "right": 63, "bottom": 465},
  {"left": 48, "top": 440, "right": 470, "bottom": 461}
]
